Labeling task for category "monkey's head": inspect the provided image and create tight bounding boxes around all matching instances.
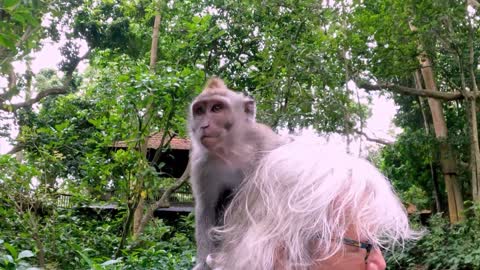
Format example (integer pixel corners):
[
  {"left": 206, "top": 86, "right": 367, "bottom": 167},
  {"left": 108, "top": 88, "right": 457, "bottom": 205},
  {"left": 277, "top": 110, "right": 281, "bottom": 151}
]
[{"left": 189, "top": 78, "right": 256, "bottom": 153}]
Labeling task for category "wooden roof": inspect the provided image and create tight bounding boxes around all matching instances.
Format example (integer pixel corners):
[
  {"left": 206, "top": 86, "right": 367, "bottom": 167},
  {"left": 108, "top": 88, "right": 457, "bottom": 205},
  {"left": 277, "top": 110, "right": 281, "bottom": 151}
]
[{"left": 113, "top": 132, "right": 191, "bottom": 150}]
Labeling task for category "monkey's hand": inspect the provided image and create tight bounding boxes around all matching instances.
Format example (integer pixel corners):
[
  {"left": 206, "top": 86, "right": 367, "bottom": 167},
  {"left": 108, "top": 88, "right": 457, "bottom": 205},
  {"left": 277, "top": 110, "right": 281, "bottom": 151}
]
[
  {"left": 206, "top": 254, "right": 218, "bottom": 268},
  {"left": 192, "top": 253, "right": 222, "bottom": 270},
  {"left": 192, "top": 262, "right": 209, "bottom": 270}
]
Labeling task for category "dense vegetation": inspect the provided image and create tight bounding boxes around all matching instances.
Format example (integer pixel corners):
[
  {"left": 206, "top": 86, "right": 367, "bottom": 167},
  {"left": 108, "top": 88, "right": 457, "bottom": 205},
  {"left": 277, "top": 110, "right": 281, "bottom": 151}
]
[{"left": 2, "top": 0, "right": 480, "bottom": 269}]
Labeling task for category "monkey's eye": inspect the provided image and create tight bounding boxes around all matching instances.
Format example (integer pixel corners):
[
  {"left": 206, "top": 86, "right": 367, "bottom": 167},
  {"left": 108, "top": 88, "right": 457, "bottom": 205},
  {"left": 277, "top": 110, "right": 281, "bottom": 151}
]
[
  {"left": 193, "top": 106, "right": 205, "bottom": 115},
  {"left": 211, "top": 103, "right": 223, "bottom": 113}
]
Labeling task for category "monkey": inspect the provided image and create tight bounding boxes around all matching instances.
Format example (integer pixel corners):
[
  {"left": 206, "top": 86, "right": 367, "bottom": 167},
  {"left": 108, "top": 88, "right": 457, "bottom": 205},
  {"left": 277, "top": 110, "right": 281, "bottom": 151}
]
[{"left": 188, "top": 78, "right": 287, "bottom": 270}]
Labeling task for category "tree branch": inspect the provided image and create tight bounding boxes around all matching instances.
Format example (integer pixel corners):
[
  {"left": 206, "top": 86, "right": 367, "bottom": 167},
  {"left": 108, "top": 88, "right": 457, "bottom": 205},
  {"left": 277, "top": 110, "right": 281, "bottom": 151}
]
[
  {"left": 1, "top": 87, "right": 68, "bottom": 112},
  {"left": 357, "top": 81, "right": 465, "bottom": 101},
  {"left": 151, "top": 131, "right": 176, "bottom": 165},
  {"left": 354, "top": 129, "right": 393, "bottom": 145},
  {"left": 134, "top": 161, "right": 191, "bottom": 237},
  {"left": 0, "top": 49, "right": 91, "bottom": 112},
  {"left": 6, "top": 143, "right": 24, "bottom": 155}
]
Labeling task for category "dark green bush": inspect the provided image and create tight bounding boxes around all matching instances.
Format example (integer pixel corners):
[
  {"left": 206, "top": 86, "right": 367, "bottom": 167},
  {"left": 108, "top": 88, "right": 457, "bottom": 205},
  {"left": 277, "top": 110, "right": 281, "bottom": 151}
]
[
  {"left": 121, "top": 214, "right": 196, "bottom": 270},
  {"left": 387, "top": 204, "right": 480, "bottom": 270},
  {"left": 0, "top": 199, "right": 196, "bottom": 269}
]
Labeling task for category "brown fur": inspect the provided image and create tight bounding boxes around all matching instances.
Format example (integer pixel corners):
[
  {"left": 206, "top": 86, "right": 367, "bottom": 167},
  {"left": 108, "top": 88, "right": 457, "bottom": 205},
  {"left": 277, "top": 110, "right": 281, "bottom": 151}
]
[{"left": 203, "top": 77, "right": 228, "bottom": 94}]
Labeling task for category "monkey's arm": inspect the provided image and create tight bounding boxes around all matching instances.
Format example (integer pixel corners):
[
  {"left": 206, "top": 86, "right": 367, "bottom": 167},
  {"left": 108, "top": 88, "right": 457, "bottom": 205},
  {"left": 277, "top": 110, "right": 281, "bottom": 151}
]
[
  {"left": 193, "top": 198, "right": 217, "bottom": 270},
  {"left": 190, "top": 163, "right": 223, "bottom": 270}
]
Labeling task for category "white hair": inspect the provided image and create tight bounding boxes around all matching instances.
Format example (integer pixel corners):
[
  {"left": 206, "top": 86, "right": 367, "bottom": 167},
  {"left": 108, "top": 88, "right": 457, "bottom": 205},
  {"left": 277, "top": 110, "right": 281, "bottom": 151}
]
[{"left": 211, "top": 136, "right": 422, "bottom": 270}]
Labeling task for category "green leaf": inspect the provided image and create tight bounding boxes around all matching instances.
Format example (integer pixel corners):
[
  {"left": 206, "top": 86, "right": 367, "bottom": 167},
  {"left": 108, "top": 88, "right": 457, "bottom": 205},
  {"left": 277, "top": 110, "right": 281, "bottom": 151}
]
[
  {"left": 12, "top": 12, "right": 27, "bottom": 24},
  {"left": 75, "top": 249, "right": 93, "bottom": 267},
  {"left": 2, "top": 254, "right": 14, "bottom": 264},
  {"left": 0, "top": 33, "right": 15, "bottom": 49},
  {"left": 18, "top": 250, "right": 35, "bottom": 259},
  {"left": 4, "top": 0, "right": 19, "bottom": 9},
  {"left": 192, "top": 16, "right": 202, "bottom": 24},
  {"left": 4, "top": 242, "right": 17, "bottom": 259},
  {"left": 54, "top": 121, "right": 70, "bottom": 132},
  {"left": 101, "top": 258, "right": 122, "bottom": 266}
]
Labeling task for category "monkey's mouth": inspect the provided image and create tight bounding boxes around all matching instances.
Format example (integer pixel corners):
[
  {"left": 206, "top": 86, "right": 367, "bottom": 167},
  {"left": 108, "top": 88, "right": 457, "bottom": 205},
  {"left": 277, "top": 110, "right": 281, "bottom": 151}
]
[
  {"left": 201, "top": 135, "right": 219, "bottom": 140},
  {"left": 201, "top": 135, "right": 219, "bottom": 145}
]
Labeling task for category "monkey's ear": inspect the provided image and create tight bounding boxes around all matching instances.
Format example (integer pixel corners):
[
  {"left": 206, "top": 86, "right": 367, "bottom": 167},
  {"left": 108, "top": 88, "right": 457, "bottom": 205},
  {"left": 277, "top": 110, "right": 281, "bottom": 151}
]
[
  {"left": 205, "top": 77, "right": 227, "bottom": 89},
  {"left": 244, "top": 98, "right": 256, "bottom": 121}
]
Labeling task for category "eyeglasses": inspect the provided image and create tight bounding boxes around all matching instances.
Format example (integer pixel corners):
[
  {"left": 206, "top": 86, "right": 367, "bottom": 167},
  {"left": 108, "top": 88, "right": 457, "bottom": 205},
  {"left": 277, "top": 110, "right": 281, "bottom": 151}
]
[{"left": 342, "top": 237, "right": 373, "bottom": 263}]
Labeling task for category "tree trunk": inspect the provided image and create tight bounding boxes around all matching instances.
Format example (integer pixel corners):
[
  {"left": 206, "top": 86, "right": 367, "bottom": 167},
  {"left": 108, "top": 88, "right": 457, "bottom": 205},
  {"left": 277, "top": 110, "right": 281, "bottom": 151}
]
[
  {"left": 414, "top": 71, "right": 443, "bottom": 213},
  {"left": 133, "top": 196, "right": 145, "bottom": 235},
  {"left": 116, "top": 203, "right": 137, "bottom": 258},
  {"left": 467, "top": 100, "right": 480, "bottom": 202},
  {"left": 418, "top": 54, "right": 464, "bottom": 223},
  {"left": 29, "top": 213, "right": 45, "bottom": 267},
  {"left": 135, "top": 161, "right": 190, "bottom": 237},
  {"left": 454, "top": 55, "right": 480, "bottom": 203},
  {"left": 467, "top": 11, "right": 480, "bottom": 202},
  {"left": 133, "top": 10, "right": 162, "bottom": 237}
]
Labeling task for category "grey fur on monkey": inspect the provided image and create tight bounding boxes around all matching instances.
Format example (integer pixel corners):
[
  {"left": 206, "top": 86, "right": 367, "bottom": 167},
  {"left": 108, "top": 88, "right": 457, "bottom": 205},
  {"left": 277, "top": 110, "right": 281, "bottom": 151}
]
[{"left": 188, "top": 78, "right": 287, "bottom": 270}]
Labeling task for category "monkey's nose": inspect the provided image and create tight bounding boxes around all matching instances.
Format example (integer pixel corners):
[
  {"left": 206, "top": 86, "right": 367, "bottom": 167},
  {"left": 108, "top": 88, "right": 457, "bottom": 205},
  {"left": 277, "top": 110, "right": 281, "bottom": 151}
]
[{"left": 201, "top": 123, "right": 210, "bottom": 129}]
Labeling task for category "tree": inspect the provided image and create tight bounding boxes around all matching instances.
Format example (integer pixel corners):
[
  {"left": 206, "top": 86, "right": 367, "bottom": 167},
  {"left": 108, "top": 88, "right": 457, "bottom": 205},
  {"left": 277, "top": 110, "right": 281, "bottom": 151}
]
[
  {"left": 344, "top": 0, "right": 480, "bottom": 223},
  {"left": 3, "top": 1, "right": 381, "bottom": 263},
  {"left": 1, "top": 0, "right": 88, "bottom": 154}
]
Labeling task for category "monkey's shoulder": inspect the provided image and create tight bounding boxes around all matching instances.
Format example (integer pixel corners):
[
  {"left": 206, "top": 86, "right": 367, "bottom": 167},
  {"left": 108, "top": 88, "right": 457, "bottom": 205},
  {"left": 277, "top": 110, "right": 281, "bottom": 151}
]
[
  {"left": 243, "top": 123, "right": 273, "bottom": 140},
  {"left": 245, "top": 123, "right": 289, "bottom": 151}
]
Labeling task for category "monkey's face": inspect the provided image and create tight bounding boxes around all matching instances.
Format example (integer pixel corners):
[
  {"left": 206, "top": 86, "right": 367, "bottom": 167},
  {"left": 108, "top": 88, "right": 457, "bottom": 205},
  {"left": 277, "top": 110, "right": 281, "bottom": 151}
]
[{"left": 190, "top": 97, "right": 235, "bottom": 150}]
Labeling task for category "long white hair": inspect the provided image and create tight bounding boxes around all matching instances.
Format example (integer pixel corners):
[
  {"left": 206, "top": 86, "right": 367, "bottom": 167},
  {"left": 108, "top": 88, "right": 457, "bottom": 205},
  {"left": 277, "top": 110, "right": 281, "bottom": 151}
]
[{"left": 211, "top": 136, "right": 421, "bottom": 270}]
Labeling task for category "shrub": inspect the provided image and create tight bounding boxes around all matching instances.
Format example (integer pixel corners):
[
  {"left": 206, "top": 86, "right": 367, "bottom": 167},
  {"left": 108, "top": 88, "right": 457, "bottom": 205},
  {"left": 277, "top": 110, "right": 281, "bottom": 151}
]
[{"left": 387, "top": 204, "right": 480, "bottom": 270}]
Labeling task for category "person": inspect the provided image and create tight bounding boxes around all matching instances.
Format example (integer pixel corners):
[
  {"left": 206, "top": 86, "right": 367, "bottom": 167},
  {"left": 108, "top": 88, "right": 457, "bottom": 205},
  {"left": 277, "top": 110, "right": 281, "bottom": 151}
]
[{"left": 209, "top": 136, "right": 422, "bottom": 270}]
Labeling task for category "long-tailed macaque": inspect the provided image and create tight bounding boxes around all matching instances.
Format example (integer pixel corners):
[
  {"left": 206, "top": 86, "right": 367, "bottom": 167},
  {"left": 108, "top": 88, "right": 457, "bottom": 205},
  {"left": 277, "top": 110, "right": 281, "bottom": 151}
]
[{"left": 188, "top": 78, "right": 286, "bottom": 270}]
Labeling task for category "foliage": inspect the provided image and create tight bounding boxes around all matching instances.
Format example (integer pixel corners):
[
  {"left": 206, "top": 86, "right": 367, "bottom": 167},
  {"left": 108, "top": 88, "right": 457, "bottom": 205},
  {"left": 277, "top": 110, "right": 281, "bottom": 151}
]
[
  {"left": 0, "top": 156, "right": 47, "bottom": 268},
  {"left": 0, "top": 188, "right": 196, "bottom": 269},
  {"left": 0, "top": 154, "right": 195, "bottom": 269},
  {"left": 0, "top": 239, "right": 37, "bottom": 270},
  {"left": 352, "top": 0, "right": 479, "bottom": 201},
  {"left": 4, "top": 0, "right": 480, "bottom": 268},
  {"left": 379, "top": 128, "right": 441, "bottom": 209},
  {"left": 120, "top": 215, "right": 196, "bottom": 270},
  {"left": 0, "top": 0, "right": 43, "bottom": 66},
  {"left": 387, "top": 204, "right": 480, "bottom": 270}
]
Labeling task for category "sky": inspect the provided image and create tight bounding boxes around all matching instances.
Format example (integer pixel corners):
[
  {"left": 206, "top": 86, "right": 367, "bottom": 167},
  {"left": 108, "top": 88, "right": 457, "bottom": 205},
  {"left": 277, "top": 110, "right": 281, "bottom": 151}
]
[{"left": 0, "top": 39, "right": 399, "bottom": 156}]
